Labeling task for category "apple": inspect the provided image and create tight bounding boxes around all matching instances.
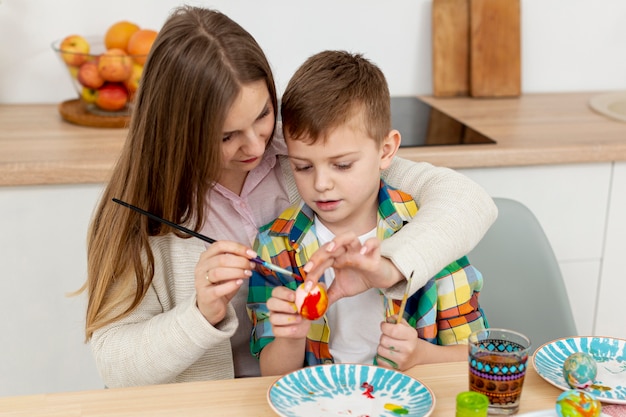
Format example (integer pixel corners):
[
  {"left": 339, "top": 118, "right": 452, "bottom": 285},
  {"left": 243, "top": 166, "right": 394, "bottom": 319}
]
[
  {"left": 97, "top": 48, "right": 132, "bottom": 82},
  {"left": 95, "top": 83, "right": 129, "bottom": 111},
  {"left": 77, "top": 61, "right": 105, "bottom": 89},
  {"left": 81, "top": 87, "right": 98, "bottom": 104},
  {"left": 59, "top": 35, "right": 90, "bottom": 67},
  {"left": 124, "top": 63, "right": 143, "bottom": 98},
  {"left": 295, "top": 283, "right": 328, "bottom": 320}
]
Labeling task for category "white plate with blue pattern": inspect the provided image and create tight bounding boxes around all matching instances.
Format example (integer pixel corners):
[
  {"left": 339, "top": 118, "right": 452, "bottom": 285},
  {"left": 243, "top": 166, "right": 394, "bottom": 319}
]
[
  {"left": 517, "top": 410, "right": 609, "bottom": 416},
  {"left": 532, "top": 336, "right": 626, "bottom": 404},
  {"left": 267, "top": 363, "right": 435, "bottom": 417}
]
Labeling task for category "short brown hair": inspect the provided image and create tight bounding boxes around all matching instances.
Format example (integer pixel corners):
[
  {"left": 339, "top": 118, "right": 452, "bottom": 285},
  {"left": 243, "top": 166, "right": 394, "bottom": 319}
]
[{"left": 281, "top": 50, "right": 390, "bottom": 145}]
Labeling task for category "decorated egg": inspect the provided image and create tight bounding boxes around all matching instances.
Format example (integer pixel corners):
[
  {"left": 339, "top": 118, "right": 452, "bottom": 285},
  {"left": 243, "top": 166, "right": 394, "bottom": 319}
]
[
  {"left": 556, "top": 389, "right": 601, "bottom": 417},
  {"left": 563, "top": 352, "right": 597, "bottom": 389},
  {"left": 295, "top": 283, "right": 328, "bottom": 320}
]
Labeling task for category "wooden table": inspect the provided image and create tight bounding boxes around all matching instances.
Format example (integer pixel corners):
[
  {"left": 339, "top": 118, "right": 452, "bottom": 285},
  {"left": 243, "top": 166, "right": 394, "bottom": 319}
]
[{"left": 0, "top": 361, "right": 562, "bottom": 416}]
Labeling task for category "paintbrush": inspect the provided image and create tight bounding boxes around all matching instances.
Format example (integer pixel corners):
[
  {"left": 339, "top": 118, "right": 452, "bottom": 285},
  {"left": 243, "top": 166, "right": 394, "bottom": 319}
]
[
  {"left": 112, "top": 198, "right": 299, "bottom": 280},
  {"left": 393, "top": 271, "right": 414, "bottom": 324},
  {"left": 375, "top": 271, "right": 416, "bottom": 369}
]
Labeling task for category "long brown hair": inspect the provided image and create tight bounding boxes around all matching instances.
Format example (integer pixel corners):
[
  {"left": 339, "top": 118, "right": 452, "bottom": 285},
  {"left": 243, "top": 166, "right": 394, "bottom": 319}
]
[{"left": 83, "top": 6, "right": 277, "bottom": 340}]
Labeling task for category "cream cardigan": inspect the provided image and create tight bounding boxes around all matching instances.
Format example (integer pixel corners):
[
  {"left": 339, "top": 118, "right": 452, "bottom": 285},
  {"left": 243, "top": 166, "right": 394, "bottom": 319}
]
[{"left": 91, "top": 155, "right": 497, "bottom": 387}]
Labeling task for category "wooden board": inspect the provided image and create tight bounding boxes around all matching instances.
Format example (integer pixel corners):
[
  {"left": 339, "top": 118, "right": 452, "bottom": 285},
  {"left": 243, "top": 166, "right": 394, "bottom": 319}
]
[
  {"left": 58, "top": 99, "right": 130, "bottom": 128},
  {"left": 432, "top": 0, "right": 470, "bottom": 97},
  {"left": 469, "top": 0, "right": 521, "bottom": 97}
]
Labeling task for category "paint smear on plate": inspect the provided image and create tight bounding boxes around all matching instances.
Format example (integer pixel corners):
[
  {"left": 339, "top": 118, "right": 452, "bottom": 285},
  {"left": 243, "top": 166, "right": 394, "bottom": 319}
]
[
  {"left": 384, "top": 403, "right": 409, "bottom": 415},
  {"left": 360, "top": 382, "right": 375, "bottom": 398}
]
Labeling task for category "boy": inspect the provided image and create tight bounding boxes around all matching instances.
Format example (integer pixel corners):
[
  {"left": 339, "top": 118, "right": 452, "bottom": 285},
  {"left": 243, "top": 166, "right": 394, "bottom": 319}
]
[{"left": 247, "top": 50, "right": 486, "bottom": 376}]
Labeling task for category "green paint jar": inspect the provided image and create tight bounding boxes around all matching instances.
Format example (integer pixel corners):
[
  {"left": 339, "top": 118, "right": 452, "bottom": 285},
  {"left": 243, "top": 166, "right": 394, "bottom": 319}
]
[{"left": 456, "top": 391, "right": 489, "bottom": 417}]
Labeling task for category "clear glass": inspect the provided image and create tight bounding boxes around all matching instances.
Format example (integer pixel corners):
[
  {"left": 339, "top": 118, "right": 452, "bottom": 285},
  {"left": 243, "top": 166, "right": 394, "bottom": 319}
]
[{"left": 468, "top": 328, "right": 531, "bottom": 415}]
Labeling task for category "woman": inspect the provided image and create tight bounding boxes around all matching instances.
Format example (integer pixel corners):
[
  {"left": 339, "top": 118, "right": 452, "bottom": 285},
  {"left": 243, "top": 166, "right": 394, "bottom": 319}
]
[{"left": 85, "top": 5, "right": 496, "bottom": 387}]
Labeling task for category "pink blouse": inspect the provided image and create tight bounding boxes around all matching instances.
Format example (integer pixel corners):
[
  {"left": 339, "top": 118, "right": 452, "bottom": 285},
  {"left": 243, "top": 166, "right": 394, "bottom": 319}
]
[{"left": 200, "top": 137, "right": 290, "bottom": 377}]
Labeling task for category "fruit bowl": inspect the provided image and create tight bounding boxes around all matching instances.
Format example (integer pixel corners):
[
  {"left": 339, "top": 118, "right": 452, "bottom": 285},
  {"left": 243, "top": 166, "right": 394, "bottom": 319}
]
[{"left": 51, "top": 34, "right": 148, "bottom": 116}]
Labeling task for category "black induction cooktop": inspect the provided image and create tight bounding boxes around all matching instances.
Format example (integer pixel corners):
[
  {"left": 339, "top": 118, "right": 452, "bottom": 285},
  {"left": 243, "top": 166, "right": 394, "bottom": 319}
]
[{"left": 391, "top": 97, "right": 496, "bottom": 147}]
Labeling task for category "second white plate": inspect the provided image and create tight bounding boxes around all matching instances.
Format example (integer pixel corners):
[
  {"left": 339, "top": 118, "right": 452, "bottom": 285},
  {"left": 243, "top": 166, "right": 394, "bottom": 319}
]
[
  {"left": 518, "top": 410, "right": 609, "bottom": 417},
  {"left": 532, "top": 336, "right": 626, "bottom": 404},
  {"left": 589, "top": 91, "right": 626, "bottom": 123}
]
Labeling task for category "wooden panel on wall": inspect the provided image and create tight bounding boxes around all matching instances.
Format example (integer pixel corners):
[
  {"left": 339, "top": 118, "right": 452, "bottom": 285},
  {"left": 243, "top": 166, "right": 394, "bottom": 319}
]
[
  {"left": 469, "top": 0, "right": 521, "bottom": 97},
  {"left": 432, "top": 0, "right": 470, "bottom": 97}
]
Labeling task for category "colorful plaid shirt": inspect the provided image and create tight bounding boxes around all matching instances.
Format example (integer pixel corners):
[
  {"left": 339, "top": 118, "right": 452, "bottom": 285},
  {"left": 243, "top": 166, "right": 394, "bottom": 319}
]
[{"left": 247, "top": 180, "right": 487, "bottom": 366}]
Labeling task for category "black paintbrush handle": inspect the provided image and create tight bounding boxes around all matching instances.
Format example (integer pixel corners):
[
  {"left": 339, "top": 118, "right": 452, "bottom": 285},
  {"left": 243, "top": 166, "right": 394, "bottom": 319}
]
[
  {"left": 112, "top": 198, "right": 216, "bottom": 244},
  {"left": 112, "top": 198, "right": 298, "bottom": 280}
]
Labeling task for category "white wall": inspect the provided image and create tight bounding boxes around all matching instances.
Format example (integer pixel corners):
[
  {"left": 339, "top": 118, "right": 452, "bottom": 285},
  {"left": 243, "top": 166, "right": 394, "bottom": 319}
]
[{"left": 1, "top": 0, "right": 625, "bottom": 105}]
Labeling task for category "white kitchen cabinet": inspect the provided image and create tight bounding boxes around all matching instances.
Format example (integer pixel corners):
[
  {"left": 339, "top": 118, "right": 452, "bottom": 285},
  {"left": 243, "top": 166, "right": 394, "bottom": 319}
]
[
  {"left": 0, "top": 184, "right": 105, "bottom": 396},
  {"left": 594, "top": 161, "right": 626, "bottom": 338},
  {"left": 459, "top": 163, "right": 613, "bottom": 336}
]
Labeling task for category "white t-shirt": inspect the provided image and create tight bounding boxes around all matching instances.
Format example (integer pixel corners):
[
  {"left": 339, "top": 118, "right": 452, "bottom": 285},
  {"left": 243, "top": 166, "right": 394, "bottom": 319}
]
[{"left": 314, "top": 217, "right": 385, "bottom": 364}]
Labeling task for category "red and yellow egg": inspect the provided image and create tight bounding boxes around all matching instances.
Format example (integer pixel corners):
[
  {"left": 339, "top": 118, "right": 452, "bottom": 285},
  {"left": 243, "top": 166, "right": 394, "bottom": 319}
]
[{"left": 295, "top": 283, "right": 328, "bottom": 320}]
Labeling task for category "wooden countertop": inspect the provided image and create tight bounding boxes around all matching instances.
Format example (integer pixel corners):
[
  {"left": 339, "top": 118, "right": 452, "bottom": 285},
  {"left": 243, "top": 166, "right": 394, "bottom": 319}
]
[
  {"left": 0, "top": 361, "right": 563, "bottom": 416},
  {"left": 0, "top": 103, "right": 126, "bottom": 186},
  {"left": 2, "top": 91, "right": 626, "bottom": 186},
  {"left": 408, "top": 91, "right": 626, "bottom": 168}
]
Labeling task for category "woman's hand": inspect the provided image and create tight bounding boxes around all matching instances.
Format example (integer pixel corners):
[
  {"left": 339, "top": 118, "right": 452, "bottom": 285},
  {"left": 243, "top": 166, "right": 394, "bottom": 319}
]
[
  {"left": 302, "top": 233, "right": 402, "bottom": 305},
  {"left": 194, "top": 241, "right": 256, "bottom": 326},
  {"left": 266, "top": 286, "right": 310, "bottom": 339}
]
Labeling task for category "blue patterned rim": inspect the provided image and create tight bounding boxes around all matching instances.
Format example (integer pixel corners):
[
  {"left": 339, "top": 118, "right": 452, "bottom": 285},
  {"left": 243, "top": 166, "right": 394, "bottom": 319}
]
[
  {"left": 532, "top": 336, "right": 626, "bottom": 404},
  {"left": 267, "top": 363, "right": 435, "bottom": 417}
]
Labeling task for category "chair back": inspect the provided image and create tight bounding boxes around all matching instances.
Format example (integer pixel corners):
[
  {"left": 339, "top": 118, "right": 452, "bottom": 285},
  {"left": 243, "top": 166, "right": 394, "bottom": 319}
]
[{"left": 468, "top": 198, "right": 578, "bottom": 354}]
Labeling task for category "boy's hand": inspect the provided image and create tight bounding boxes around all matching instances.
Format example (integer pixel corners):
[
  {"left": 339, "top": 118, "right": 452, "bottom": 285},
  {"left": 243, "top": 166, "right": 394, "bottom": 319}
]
[
  {"left": 376, "top": 318, "right": 421, "bottom": 371},
  {"left": 266, "top": 286, "right": 311, "bottom": 339},
  {"left": 303, "top": 234, "right": 401, "bottom": 305}
]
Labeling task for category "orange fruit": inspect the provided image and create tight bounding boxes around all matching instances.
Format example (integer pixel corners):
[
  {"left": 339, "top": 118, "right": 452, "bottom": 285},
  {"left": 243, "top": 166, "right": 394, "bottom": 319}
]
[
  {"left": 104, "top": 20, "right": 140, "bottom": 51},
  {"left": 127, "top": 29, "right": 158, "bottom": 65}
]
